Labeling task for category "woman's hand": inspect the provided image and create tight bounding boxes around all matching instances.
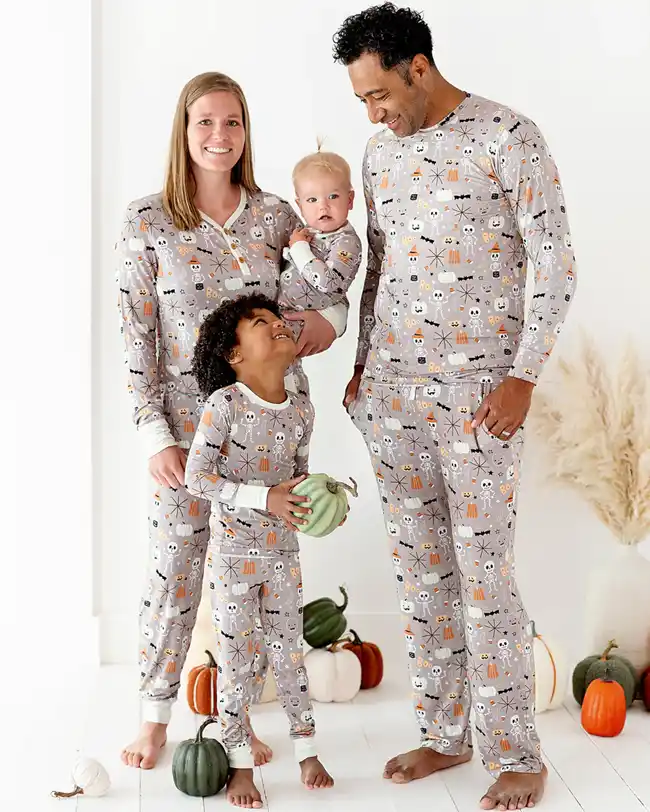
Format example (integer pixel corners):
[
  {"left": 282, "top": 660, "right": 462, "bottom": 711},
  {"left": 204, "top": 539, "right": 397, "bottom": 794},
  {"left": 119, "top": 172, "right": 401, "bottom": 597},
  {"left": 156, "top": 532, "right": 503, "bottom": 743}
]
[
  {"left": 149, "top": 446, "right": 187, "bottom": 489},
  {"left": 267, "top": 474, "right": 311, "bottom": 531},
  {"left": 284, "top": 310, "right": 336, "bottom": 357}
]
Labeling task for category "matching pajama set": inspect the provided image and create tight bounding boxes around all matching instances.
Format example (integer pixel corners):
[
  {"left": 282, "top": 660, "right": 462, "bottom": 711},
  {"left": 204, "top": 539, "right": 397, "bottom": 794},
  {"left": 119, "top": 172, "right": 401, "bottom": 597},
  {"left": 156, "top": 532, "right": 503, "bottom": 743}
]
[
  {"left": 116, "top": 186, "right": 347, "bottom": 724},
  {"left": 185, "top": 382, "right": 318, "bottom": 767},
  {"left": 278, "top": 222, "right": 362, "bottom": 319},
  {"left": 348, "top": 93, "right": 577, "bottom": 776}
]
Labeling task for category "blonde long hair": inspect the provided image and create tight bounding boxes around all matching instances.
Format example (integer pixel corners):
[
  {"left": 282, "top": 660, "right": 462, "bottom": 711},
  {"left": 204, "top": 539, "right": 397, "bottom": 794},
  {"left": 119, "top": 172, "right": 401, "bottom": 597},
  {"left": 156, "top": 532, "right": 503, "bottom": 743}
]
[{"left": 163, "top": 72, "right": 259, "bottom": 231}]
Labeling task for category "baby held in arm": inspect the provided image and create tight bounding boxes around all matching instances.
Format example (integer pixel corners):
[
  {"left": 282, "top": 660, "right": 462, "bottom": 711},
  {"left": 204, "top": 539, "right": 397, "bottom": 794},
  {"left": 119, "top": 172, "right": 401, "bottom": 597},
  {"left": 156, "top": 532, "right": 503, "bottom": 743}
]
[{"left": 279, "top": 143, "right": 362, "bottom": 350}]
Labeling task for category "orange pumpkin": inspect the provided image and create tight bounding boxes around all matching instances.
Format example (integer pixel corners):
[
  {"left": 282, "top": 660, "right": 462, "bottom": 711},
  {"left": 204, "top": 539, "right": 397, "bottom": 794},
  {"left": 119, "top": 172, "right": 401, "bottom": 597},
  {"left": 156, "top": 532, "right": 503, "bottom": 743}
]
[
  {"left": 342, "top": 629, "right": 383, "bottom": 689},
  {"left": 581, "top": 676, "right": 626, "bottom": 737},
  {"left": 187, "top": 650, "right": 219, "bottom": 716}
]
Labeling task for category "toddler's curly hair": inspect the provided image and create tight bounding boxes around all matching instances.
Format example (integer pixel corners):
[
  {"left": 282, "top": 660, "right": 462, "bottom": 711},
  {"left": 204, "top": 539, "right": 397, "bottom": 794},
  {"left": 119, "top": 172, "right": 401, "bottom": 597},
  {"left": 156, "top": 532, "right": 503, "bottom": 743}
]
[{"left": 191, "top": 293, "right": 282, "bottom": 397}]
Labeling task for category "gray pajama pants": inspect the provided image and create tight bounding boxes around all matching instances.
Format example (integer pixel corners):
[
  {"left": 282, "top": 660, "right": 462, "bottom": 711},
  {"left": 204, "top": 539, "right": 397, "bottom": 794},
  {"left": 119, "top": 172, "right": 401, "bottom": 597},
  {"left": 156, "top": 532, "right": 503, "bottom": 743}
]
[
  {"left": 137, "top": 393, "right": 267, "bottom": 724},
  {"left": 208, "top": 546, "right": 316, "bottom": 768},
  {"left": 348, "top": 373, "right": 543, "bottom": 777}
]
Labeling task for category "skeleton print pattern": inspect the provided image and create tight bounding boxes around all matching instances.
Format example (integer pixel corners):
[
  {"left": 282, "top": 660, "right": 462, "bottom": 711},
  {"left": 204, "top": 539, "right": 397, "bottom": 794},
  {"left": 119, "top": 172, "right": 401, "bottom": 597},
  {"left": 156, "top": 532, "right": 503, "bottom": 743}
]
[
  {"left": 348, "top": 374, "right": 543, "bottom": 777},
  {"left": 117, "top": 187, "right": 310, "bottom": 432},
  {"left": 208, "top": 548, "right": 314, "bottom": 764},
  {"left": 357, "top": 93, "right": 576, "bottom": 385},
  {"left": 278, "top": 222, "right": 362, "bottom": 314},
  {"left": 118, "top": 188, "right": 314, "bottom": 716},
  {"left": 185, "top": 382, "right": 314, "bottom": 553}
]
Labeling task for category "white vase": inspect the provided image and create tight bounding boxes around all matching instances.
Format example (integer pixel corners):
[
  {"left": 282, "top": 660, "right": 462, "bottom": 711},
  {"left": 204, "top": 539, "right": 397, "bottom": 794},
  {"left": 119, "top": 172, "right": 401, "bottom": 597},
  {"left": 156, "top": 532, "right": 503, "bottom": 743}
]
[{"left": 584, "top": 544, "right": 650, "bottom": 671}]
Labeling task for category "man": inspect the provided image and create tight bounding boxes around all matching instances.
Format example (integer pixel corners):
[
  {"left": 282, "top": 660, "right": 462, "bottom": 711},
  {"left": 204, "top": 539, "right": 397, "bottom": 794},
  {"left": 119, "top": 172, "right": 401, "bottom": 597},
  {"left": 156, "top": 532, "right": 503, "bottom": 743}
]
[{"left": 334, "top": 3, "right": 576, "bottom": 809}]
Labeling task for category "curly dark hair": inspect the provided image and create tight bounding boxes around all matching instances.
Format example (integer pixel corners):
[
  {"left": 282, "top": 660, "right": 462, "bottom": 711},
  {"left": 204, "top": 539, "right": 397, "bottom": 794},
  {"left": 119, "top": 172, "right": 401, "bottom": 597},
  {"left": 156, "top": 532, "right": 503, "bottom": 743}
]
[
  {"left": 332, "top": 3, "right": 434, "bottom": 73},
  {"left": 191, "top": 293, "right": 282, "bottom": 397}
]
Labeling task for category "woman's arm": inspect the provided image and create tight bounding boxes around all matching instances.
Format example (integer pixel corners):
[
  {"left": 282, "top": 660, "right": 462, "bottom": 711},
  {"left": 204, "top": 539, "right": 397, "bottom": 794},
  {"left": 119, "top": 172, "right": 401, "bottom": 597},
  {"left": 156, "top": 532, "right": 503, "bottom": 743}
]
[{"left": 116, "top": 200, "right": 176, "bottom": 457}]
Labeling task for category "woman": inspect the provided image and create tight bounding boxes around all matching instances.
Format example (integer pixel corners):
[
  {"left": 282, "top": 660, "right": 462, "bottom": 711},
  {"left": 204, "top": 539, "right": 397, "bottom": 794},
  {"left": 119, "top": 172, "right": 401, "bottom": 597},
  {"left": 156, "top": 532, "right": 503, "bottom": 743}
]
[{"left": 117, "top": 72, "right": 347, "bottom": 770}]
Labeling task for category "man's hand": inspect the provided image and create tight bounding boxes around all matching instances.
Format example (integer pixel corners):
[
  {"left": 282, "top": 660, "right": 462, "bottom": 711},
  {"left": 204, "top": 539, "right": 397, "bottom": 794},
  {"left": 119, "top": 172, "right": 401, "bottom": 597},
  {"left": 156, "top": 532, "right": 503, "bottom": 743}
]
[
  {"left": 289, "top": 227, "right": 313, "bottom": 247},
  {"left": 149, "top": 446, "right": 187, "bottom": 489},
  {"left": 471, "top": 377, "right": 535, "bottom": 440},
  {"left": 284, "top": 310, "right": 336, "bottom": 357},
  {"left": 343, "top": 365, "right": 364, "bottom": 410},
  {"left": 267, "top": 475, "right": 312, "bottom": 531}
]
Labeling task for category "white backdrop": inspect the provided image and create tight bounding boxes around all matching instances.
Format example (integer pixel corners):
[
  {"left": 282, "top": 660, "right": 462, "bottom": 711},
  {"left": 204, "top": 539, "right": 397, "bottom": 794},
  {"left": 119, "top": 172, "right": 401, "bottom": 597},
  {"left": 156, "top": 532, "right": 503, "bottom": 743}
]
[{"left": 96, "top": 0, "right": 650, "bottom": 665}]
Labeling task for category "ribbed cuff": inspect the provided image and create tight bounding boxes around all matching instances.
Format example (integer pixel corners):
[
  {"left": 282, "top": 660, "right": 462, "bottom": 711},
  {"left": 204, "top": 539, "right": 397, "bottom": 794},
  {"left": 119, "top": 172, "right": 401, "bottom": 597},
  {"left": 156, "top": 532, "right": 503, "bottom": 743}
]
[
  {"left": 293, "top": 735, "right": 318, "bottom": 762},
  {"left": 289, "top": 240, "right": 316, "bottom": 271},
  {"left": 141, "top": 697, "right": 174, "bottom": 725},
  {"left": 229, "top": 743, "right": 255, "bottom": 769},
  {"left": 138, "top": 418, "right": 178, "bottom": 459},
  {"left": 509, "top": 351, "right": 546, "bottom": 384},
  {"left": 319, "top": 301, "right": 348, "bottom": 338},
  {"left": 233, "top": 483, "right": 270, "bottom": 511}
]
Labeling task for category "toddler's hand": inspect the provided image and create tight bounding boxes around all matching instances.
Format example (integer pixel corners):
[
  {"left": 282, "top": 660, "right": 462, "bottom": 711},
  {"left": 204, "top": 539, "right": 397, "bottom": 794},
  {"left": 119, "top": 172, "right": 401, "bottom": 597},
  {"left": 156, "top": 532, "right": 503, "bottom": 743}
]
[
  {"left": 289, "top": 227, "right": 313, "bottom": 247},
  {"left": 267, "top": 475, "right": 311, "bottom": 531}
]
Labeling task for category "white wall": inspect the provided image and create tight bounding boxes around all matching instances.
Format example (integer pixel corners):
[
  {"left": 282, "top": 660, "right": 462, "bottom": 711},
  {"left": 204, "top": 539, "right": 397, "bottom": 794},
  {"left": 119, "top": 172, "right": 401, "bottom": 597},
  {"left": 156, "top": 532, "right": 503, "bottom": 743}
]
[{"left": 96, "top": 0, "right": 650, "bottom": 665}]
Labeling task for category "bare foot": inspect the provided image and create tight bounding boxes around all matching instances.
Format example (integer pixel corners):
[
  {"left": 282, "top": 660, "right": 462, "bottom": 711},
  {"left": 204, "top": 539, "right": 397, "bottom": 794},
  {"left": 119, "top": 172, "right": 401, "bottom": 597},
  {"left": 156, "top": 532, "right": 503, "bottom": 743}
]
[
  {"left": 121, "top": 722, "right": 167, "bottom": 769},
  {"left": 251, "top": 732, "right": 273, "bottom": 767},
  {"left": 383, "top": 746, "right": 472, "bottom": 783},
  {"left": 226, "top": 768, "right": 263, "bottom": 808},
  {"left": 300, "top": 756, "right": 334, "bottom": 790},
  {"left": 480, "top": 765, "right": 548, "bottom": 810}
]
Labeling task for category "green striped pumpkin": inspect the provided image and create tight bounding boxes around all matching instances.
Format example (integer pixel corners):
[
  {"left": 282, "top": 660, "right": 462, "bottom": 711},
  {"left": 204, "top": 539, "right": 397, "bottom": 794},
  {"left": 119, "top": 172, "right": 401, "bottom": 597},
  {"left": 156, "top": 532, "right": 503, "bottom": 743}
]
[
  {"left": 303, "top": 586, "right": 349, "bottom": 648},
  {"left": 172, "top": 718, "right": 229, "bottom": 797},
  {"left": 291, "top": 474, "right": 358, "bottom": 537}
]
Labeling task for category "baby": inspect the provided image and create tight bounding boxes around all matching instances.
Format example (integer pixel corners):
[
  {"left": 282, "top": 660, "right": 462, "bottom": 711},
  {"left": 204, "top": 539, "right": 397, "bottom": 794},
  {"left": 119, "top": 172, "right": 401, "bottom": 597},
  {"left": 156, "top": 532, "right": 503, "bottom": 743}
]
[{"left": 279, "top": 145, "right": 362, "bottom": 331}]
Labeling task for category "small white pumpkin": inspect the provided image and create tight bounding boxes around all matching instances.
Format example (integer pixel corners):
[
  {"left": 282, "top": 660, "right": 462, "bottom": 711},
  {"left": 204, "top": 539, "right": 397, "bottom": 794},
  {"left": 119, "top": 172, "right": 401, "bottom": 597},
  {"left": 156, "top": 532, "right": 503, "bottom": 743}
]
[
  {"left": 304, "top": 641, "right": 362, "bottom": 702},
  {"left": 51, "top": 757, "right": 110, "bottom": 798},
  {"left": 531, "top": 621, "right": 568, "bottom": 713}
]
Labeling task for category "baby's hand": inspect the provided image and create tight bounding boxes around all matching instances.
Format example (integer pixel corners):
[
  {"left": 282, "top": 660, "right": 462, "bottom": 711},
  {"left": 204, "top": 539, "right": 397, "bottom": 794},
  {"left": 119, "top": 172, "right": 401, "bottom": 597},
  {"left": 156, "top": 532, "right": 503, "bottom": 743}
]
[{"left": 289, "top": 227, "right": 313, "bottom": 247}]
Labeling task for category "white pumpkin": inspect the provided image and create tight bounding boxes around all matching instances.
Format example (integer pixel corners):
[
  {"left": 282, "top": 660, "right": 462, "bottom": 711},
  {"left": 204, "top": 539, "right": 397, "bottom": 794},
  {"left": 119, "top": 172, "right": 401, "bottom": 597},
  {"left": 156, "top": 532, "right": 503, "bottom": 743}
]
[
  {"left": 51, "top": 757, "right": 110, "bottom": 798},
  {"left": 531, "top": 621, "right": 568, "bottom": 713},
  {"left": 304, "top": 642, "right": 361, "bottom": 702}
]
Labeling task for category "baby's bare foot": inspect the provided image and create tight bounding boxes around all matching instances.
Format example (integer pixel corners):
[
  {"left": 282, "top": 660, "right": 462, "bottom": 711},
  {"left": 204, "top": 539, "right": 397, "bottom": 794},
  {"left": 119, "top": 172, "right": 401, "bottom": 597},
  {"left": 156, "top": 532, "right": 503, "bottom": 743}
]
[
  {"left": 300, "top": 756, "right": 334, "bottom": 790},
  {"left": 121, "top": 722, "right": 167, "bottom": 769},
  {"left": 226, "top": 768, "right": 263, "bottom": 808}
]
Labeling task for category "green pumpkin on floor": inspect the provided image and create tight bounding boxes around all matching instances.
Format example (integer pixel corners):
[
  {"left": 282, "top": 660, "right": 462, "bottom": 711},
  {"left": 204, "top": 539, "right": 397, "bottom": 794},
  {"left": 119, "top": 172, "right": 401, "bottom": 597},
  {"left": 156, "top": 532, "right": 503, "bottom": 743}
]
[
  {"left": 572, "top": 639, "right": 637, "bottom": 708},
  {"left": 172, "top": 718, "right": 229, "bottom": 797},
  {"left": 291, "top": 474, "right": 358, "bottom": 537},
  {"left": 303, "top": 585, "right": 349, "bottom": 648}
]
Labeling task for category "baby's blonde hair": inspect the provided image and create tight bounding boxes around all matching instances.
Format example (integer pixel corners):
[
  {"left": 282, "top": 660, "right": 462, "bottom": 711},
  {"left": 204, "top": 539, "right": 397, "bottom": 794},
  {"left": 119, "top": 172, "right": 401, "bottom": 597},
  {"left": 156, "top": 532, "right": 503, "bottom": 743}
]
[{"left": 292, "top": 137, "right": 352, "bottom": 190}]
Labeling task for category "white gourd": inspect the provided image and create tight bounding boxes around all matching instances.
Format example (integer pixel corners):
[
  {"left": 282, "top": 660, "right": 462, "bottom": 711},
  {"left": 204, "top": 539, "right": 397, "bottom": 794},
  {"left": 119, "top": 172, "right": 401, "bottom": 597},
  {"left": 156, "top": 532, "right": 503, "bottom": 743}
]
[{"left": 51, "top": 757, "right": 111, "bottom": 798}]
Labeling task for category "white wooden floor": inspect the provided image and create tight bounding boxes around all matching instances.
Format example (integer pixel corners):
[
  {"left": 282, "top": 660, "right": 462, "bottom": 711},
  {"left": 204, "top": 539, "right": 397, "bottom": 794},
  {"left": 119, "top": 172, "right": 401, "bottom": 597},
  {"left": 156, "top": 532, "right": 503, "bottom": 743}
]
[{"left": 22, "top": 665, "right": 650, "bottom": 811}]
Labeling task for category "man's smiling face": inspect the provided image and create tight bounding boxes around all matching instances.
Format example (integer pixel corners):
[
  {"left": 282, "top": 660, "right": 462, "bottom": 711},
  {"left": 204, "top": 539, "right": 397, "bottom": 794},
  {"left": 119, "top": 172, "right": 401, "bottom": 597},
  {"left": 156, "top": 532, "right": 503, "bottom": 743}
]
[{"left": 348, "top": 52, "right": 429, "bottom": 137}]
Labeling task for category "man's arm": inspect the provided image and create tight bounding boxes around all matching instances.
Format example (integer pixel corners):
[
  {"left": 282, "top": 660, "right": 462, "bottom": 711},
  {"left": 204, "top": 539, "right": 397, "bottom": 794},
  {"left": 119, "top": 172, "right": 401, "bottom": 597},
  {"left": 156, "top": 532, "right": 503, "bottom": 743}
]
[
  {"left": 355, "top": 147, "right": 386, "bottom": 371},
  {"left": 493, "top": 115, "right": 577, "bottom": 384}
]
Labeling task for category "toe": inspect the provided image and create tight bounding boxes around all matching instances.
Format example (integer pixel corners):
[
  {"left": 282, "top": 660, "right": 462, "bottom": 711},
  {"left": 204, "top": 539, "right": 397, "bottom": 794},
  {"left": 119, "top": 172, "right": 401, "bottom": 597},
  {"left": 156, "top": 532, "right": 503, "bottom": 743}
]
[
  {"left": 479, "top": 795, "right": 497, "bottom": 810},
  {"left": 383, "top": 757, "right": 398, "bottom": 777}
]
